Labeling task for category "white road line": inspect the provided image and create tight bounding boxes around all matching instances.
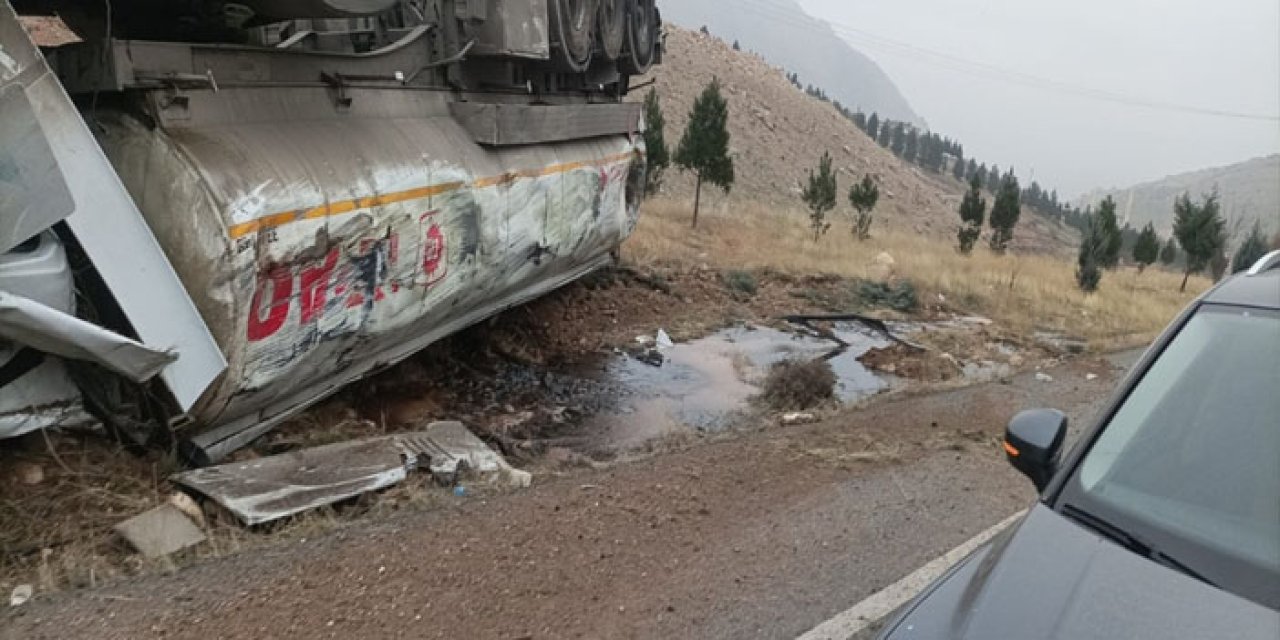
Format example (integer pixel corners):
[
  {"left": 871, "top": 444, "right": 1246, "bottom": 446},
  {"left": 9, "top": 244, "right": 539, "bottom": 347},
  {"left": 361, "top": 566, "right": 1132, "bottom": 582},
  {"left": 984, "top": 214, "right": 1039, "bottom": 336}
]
[{"left": 796, "top": 509, "right": 1028, "bottom": 640}]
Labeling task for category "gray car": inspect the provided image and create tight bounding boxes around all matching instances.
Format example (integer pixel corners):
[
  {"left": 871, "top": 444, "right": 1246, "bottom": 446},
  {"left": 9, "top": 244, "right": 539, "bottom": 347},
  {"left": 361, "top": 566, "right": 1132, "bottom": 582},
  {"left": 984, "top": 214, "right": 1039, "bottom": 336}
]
[{"left": 877, "top": 252, "right": 1280, "bottom": 639}]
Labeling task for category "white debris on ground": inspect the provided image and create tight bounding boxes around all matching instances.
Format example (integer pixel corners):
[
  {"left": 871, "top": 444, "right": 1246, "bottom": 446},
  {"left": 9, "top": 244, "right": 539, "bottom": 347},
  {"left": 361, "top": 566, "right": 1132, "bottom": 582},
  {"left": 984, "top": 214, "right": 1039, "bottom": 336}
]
[
  {"left": 9, "top": 584, "right": 32, "bottom": 607},
  {"left": 655, "top": 329, "right": 675, "bottom": 350},
  {"left": 113, "top": 504, "right": 208, "bottom": 558},
  {"left": 781, "top": 412, "right": 817, "bottom": 425},
  {"left": 172, "top": 421, "right": 531, "bottom": 527},
  {"left": 1035, "top": 372, "right": 1054, "bottom": 383},
  {"left": 419, "top": 421, "right": 533, "bottom": 489}
]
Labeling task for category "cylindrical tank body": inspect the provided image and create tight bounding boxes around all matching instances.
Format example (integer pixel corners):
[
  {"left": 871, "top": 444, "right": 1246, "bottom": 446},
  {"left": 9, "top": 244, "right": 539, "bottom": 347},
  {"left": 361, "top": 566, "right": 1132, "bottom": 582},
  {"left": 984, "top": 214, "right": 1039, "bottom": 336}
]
[
  {"left": 239, "top": 0, "right": 399, "bottom": 18},
  {"left": 94, "top": 85, "right": 643, "bottom": 440}
]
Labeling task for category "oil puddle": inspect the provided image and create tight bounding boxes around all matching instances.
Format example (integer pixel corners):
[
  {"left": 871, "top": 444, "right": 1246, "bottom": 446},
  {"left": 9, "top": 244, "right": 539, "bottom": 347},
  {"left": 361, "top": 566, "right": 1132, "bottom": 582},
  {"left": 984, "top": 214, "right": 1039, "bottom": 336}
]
[{"left": 581, "top": 324, "right": 893, "bottom": 450}]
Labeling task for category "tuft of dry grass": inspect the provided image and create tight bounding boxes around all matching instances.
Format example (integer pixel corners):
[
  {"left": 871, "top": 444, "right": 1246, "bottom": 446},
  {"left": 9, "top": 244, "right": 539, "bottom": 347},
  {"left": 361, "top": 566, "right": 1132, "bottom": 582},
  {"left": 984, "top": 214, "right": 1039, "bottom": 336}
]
[
  {"left": 625, "top": 197, "right": 1210, "bottom": 348},
  {"left": 761, "top": 358, "right": 838, "bottom": 411}
]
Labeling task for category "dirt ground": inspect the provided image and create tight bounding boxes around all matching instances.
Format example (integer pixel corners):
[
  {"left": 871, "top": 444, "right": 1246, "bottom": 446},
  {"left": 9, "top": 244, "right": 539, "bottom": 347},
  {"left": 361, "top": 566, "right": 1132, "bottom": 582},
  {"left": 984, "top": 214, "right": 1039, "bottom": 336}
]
[
  {"left": 0, "top": 264, "right": 1068, "bottom": 596},
  {"left": 1, "top": 354, "right": 1125, "bottom": 640}
]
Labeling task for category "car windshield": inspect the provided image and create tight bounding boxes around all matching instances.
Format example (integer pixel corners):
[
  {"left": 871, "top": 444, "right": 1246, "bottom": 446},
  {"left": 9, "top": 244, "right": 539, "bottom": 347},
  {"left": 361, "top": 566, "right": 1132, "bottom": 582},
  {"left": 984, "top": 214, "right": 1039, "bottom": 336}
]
[{"left": 1062, "top": 304, "right": 1280, "bottom": 609}]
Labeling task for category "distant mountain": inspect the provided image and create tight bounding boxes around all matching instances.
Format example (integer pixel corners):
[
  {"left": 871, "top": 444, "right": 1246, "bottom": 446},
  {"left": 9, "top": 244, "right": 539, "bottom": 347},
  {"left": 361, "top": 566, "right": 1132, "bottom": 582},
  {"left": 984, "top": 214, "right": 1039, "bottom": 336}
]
[
  {"left": 1079, "top": 155, "right": 1280, "bottom": 237},
  {"left": 660, "top": 0, "right": 922, "bottom": 126}
]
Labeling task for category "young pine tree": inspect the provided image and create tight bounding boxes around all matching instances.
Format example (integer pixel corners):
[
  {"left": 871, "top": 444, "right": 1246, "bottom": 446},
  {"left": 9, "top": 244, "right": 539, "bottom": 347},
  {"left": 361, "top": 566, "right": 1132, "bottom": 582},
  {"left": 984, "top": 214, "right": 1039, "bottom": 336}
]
[
  {"left": 951, "top": 152, "right": 967, "bottom": 181},
  {"left": 890, "top": 123, "right": 907, "bottom": 156},
  {"left": 865, "top": 113, "right": 880, "bottom": 140},
  {"left": 1173, "top": 191, "right": 1226, "bottom": 292},
  {"left": 802, "top": 152, "right": 838, "bottom": 242},
  {"left": 903, "top": 129, "right": 919, "bottom": 164},
  {"left": 1160, "top": 237, "right": 1178, "bottom": 266},
  {"left": 1096, "top": 196, "right": 1123, "bottom": 269},
  {"left": 1076, "top": 213, "right": 1107, "bottom": 292},
  {"left": 1132, "top": 223, "right": 1160, "bottom": 273},
  {"left": 1232, "top": 221, "right": 1270, "bottom": 274},
  {"left": 987, "top": 171, "right": 1022, "bottom": 253},
  {"left": 675, "top": 78, "right": 735, "bottom": 228},
  {"left": 877, "top": 120, "right": 894, "bottom": 147},
  {"left": 642, "top": 88, "right": 670, "bottom": 196},
  {"left": 957, "top": 175, "right": 986, "bottom": 254},
  {"left": 849, "top": 174, "right": 881, "bottom": 241}
]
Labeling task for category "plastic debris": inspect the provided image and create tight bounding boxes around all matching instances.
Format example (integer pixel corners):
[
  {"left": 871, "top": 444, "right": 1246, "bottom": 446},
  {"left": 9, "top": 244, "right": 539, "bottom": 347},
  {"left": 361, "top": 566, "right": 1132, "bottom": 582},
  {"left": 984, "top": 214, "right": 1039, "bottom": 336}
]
[
  {"left": 655, "top": 329, "right": 675, "bottom": 350},
  {"left": 9, "top": 585, "right": 32, "bottom": 607}
]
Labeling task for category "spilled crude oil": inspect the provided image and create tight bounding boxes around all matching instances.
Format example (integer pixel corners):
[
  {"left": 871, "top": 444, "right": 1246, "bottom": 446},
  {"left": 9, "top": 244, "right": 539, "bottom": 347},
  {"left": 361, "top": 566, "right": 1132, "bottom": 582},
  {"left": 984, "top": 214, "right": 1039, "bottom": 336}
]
[{"left": 576, "top": 324, "right": 894, "bottom": 451}]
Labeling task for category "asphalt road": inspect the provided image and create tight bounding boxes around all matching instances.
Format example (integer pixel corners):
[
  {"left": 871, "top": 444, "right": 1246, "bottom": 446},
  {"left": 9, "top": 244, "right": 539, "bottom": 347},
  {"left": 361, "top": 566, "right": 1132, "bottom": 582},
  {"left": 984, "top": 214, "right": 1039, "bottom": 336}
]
[{"left": 2, "top": 353, "right": 1136, "bottom": 640}]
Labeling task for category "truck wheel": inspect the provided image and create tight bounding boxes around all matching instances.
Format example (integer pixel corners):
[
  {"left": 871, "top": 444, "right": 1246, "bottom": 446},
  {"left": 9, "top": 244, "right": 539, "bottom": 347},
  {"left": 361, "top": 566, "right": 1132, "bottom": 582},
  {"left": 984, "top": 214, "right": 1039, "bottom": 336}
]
[
  {"left": 597, "top": 0, "right": 626, "bottom": 61},
  {"left": 551, "top": 0, "right": 597, "bottom": 72},
  {"left": 619, "top": 0, "right": 657, "bottom": 75}
]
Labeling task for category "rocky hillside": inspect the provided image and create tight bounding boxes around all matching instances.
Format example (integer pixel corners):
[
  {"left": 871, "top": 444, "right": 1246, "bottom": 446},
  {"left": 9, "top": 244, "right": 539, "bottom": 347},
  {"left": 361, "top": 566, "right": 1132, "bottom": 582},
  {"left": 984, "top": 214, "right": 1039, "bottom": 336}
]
[
  {"left": 659, "top": 0, "right": 921, "bottom": 125},
  {"left": 637, "top": 27, "right": 1079, "bottom": 255},
  {"left": 1078, "top": 155, "right": 1280, "bottom": 238}
]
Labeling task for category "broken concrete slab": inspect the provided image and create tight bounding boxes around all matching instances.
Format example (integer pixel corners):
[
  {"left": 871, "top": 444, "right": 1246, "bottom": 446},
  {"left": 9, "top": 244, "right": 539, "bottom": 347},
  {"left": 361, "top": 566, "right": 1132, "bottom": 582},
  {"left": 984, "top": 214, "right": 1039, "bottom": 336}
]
[
  {"left": 113, "top": 504, "right": 206, "bottom": 558},
  {"left": 173, "top": 423, "right": 530, "bottom": 526}
]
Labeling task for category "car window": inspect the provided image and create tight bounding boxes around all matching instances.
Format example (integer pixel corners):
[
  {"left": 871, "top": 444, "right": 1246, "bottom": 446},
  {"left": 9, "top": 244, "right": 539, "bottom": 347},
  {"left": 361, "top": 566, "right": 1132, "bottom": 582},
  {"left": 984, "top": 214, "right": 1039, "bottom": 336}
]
[{"left": 1072, "top": 305, "right": 1280, "bottom": 605}]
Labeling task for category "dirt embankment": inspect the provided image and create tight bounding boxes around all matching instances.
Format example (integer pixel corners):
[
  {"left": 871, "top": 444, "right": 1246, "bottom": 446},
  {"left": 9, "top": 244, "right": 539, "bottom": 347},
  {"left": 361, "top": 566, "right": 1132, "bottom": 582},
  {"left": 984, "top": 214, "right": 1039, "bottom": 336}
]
[
  {"left": 636, "top": 26, "right": 1079, "bottom": 256},
  {"left": 0, "top": 264, "right": 1060, "bottom": 595},
  {"left": 2, "top": 353, "right": 1125, "bottom": 640}
]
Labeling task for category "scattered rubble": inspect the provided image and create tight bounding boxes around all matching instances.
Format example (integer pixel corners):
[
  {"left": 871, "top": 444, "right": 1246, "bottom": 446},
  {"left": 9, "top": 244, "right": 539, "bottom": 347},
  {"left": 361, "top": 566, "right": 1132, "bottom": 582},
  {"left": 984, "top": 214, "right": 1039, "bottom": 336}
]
[
  {"left": 781, "top": 412, "right": 817, "bottom": 425},
  {"left": 173, "top": 422, "right": 530, "bottom": 526},
  {"left": 9, "top": 584, "right": 32, "bottom": 607},
  {"left": 421, "top": 421, "right": 533, "bottom": 489},
  {"left": 113, "top": 504, "right": 207, "bottom": 559}
]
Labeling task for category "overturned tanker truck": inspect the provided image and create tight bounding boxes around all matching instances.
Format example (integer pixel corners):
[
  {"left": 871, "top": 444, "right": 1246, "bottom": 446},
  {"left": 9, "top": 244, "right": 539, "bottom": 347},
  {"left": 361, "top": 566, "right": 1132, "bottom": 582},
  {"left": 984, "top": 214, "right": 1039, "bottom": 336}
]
[{"left": 0, "top": 0, "right": 661, "bottom": 462}]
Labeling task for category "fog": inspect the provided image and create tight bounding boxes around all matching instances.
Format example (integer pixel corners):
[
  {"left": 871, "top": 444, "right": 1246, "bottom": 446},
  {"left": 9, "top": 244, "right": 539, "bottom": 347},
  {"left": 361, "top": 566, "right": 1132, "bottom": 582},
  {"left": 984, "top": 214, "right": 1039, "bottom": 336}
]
[{"left": 794, "top": 0, "right": 1280, "bottom": 196}]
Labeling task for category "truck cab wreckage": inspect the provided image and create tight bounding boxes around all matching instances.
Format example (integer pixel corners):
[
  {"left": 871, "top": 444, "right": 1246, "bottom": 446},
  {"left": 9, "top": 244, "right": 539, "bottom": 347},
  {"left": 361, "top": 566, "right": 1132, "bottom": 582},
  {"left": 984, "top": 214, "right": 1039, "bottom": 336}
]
[{"left": 0, "top": 0, "right": 661, "bottom": 463}]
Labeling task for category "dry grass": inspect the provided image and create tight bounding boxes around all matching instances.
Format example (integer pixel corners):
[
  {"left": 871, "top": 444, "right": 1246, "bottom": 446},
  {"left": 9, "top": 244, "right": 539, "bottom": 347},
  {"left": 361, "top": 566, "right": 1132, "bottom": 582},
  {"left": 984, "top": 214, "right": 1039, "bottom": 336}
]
[
  {"left": 761, "top": 358, "right": 838, "bottom": 411},
  {"left": 625, "top": 197, "right": 1210, "bottom": 349}
]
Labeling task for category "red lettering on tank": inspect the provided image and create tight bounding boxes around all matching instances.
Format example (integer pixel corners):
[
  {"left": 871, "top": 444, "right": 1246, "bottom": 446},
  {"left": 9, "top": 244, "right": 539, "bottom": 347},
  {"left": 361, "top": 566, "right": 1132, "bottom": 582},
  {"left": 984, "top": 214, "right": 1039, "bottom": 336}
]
[
  {"left": 247, "top": 265, "right": 293, "bottom": 342},
  {"left": 299, "top": 248, "right": 340, "bottom": 324},
  {"left": 420, "top": 211, "right": 447, "bottom": 286}
]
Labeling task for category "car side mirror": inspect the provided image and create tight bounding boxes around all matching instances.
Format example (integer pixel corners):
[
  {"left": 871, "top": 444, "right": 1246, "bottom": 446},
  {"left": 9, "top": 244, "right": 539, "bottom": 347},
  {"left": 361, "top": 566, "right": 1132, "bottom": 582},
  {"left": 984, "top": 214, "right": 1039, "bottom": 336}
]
[{"left": 1004, "top": 409, "right": 1068, "bottom": 492}]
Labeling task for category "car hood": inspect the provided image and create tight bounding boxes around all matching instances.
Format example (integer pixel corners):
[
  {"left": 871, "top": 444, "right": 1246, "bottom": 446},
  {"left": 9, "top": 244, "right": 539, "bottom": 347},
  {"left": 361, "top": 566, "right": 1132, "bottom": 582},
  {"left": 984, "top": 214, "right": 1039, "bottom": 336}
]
[{"left": 884, "top": 504, "right": 1280, "bottom": 640}]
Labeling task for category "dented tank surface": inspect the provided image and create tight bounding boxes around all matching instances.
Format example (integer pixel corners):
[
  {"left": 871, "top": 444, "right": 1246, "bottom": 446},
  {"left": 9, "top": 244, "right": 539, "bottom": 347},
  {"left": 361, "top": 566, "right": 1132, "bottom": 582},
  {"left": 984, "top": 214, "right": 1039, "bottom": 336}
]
[
  {"left": 96, "top": 92, "right": 644, "bottom": 457},
  {"left": 2, "top": 0, "right": 660, "bottom": 459}
]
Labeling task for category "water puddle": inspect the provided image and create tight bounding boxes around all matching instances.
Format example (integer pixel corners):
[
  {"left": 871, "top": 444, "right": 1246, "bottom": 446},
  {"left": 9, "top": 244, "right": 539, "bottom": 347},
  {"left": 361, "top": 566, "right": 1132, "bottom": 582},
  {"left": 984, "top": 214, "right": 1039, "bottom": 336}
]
[{"left": 581, "top": 324, "right": 893, "bottom": 450}]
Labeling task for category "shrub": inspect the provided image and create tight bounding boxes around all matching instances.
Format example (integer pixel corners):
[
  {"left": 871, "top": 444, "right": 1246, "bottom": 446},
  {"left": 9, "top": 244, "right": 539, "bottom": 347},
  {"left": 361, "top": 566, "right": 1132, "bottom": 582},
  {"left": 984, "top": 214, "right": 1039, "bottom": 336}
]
[
  {"left": 722, "top": 270, "right": 758, "bottom": 297},
  {"left": 761, "top": 358, "right": 836, "bottom": 410},
  {"left": 855, "top": 280, "right": 918, "bottom": 312}
]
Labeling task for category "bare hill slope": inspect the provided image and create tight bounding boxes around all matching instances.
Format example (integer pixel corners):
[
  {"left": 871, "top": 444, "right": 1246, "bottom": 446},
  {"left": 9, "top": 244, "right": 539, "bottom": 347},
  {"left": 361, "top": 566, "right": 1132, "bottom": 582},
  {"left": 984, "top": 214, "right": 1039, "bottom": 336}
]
[{"left": 637, "top": 27, "right": 1078, "bottom": 255}]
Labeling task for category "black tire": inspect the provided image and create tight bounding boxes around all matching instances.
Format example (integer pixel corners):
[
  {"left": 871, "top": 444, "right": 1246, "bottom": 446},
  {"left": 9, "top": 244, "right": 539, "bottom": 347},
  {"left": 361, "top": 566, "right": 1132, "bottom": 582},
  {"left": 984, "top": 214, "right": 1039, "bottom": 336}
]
[
  {"left": 550, "top": 0, "right": 597, "bottom": 72},
  {"left": 619, "top": 0, "right": 657, "bottom": 75},
  {"left": 597, "top": 0, "right": 626, "bottom": 61}
]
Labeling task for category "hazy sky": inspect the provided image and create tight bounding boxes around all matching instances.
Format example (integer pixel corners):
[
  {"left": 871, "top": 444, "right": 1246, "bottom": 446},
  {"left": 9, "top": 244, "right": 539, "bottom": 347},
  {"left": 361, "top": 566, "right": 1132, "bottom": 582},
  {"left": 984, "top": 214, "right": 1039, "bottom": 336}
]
[{"left": 794, "top": 0, "right": 1280, "bottom": 197}]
